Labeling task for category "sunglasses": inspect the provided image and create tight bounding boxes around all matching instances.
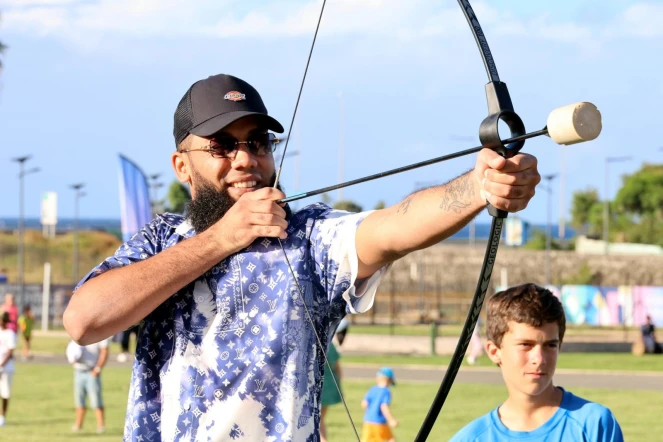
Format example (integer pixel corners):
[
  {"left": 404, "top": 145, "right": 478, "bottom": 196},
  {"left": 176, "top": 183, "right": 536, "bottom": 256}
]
[{"left": 179, "top": 132, "right": 280, "bottom": 159}]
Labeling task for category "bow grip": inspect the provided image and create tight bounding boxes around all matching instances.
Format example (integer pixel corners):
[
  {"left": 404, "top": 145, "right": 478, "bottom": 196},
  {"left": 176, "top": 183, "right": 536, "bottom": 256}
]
[{"left": 478, "top": 81, "right": 526, "bottom": 219}]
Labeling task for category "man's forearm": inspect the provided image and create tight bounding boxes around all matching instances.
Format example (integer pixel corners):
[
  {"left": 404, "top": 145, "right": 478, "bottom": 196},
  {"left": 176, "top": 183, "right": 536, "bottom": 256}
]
[
  {"left": 64, "top": 229, "right": 232, "bottom": 345},
  {"left": 356, "top": 170, "right": 483, "bottom": 276}
]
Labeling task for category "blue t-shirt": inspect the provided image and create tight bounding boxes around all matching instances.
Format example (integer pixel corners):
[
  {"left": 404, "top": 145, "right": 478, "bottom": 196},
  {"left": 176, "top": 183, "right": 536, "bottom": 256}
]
[
  {"left": 450, "top": 388, "right": 624, "bottom": 442},
  {"left": 75, "top": 204, "right": 390, "bottom": 442},
  {"left": 363, "top": 386, "right": 392, "bottom": 424}
]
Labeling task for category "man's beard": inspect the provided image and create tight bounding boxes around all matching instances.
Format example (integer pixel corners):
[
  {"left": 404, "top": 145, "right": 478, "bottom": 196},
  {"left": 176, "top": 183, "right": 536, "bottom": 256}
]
[{"left": 186, "top": 169, "right": 283, "bottom": 234}]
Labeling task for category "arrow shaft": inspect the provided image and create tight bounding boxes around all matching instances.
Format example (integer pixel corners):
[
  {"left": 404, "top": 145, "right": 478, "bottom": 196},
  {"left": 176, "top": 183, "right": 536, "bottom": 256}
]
[{"left": 279, "top": 128, "right": 547, "bottom": 204}]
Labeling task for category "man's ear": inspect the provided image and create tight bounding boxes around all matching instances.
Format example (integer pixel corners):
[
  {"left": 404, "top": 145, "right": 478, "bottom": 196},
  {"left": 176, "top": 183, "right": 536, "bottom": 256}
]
[
  {"left": 486, "top": 340, "right": 502, "bottom": 367},
  {"left": 172, "top": 151, "right": 191, "bottom": 185}
]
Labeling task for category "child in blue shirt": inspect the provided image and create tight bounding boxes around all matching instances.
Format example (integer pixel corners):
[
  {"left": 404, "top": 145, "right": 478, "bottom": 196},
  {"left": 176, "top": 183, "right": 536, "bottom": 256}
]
[
  {"left": 361, "top": 367, "right": 398, "bottom": 442},
  {"left": 451, "top": 283, "right": 624, "bottom": 442}
]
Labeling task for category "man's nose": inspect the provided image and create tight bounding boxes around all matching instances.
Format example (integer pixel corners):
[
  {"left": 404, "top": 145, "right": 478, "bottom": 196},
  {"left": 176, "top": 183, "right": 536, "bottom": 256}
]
[{"left": 231, "top": 144, "right": 258, "bottom": 168}]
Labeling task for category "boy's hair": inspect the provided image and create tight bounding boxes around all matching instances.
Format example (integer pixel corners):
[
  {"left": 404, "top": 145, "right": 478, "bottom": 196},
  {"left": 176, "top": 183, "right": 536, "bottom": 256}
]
[
  {"left": 486, "top": 283, "right": 566, "bottom": 347},
  {"left": 1, "top": 312, "right": 9, "bottom": 325}
]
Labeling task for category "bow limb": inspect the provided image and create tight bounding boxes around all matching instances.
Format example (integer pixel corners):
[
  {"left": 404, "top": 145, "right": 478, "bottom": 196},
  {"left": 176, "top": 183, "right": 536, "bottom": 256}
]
[{"left": 414, "top": 0, "right": 525, "bottom": 440}]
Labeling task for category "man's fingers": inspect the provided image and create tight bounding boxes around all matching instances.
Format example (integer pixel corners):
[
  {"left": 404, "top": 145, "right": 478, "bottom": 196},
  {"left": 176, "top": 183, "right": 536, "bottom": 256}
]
[
  {"left": 243, "top": 187, "right": 287, "bottom": 201},
  {"left": 477, "top": 149, "right": 538, "bottom": 173},
  {"left": 484, "top": 168, "right": 541, "bottom": 186},
  {"left": 250, "top": 213, "right": 289, "bottom": 229},
  {"left": 483, "top": 193, "right": 531, "bottom": 212},
  {"left": 476, "top": 149, "right": 507, "bottom": 171},
  {"left": 482, "top": 181, "right": 537, "bottom": 200},
  {"left": 253, "top": 225, "right": 288, "bottom": 240},
  {"left": 494, "top": 153, "right": 538, "bottom": 174}
]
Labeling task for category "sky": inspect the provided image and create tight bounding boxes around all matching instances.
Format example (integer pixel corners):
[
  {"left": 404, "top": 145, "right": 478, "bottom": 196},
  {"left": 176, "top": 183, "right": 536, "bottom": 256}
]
[{"left": 1, "top": 0, "right": 662, "bottom": 227}]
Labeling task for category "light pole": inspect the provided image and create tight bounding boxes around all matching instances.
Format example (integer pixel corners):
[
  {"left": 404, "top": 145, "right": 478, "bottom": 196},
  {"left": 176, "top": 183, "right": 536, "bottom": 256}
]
[
  {"left": 12, "top": 155, "right": 40, "bottom": 308},
  {"left": 559, "top": 146, "right": 566, "bottom": 244},
  {"left": 71, "top": 183, "right": 85, "bottom": 284},
  {"left": 542, "top": 173, "right": 558, "bottom": 286},
  {"left": 603, "top": 156, "right": 632, "bottom": 254},
  {"left": 149, "top": 173, "right": 163, "bottom": 216},
  {"left": 338, "top": 91, "right": 345, "bottom": 202}
]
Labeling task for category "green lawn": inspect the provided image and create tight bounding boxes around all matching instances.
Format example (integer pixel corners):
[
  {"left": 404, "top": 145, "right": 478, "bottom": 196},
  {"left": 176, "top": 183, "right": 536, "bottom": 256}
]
[
  {"left": 343, "top": 352, "right": 663, "bottom": 372},
  {"left": 1, "top": 364, "right": 660, "bottom": 441}
]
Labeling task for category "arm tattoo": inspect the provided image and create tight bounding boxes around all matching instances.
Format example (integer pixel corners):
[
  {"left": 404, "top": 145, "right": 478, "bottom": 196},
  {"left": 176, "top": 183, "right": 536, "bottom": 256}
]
[
  {"left": 397, "top": 194, "right": 415, "bottom": 215},
  {"left": 439, "top": 173, "right": 473, "bottom": 214}
]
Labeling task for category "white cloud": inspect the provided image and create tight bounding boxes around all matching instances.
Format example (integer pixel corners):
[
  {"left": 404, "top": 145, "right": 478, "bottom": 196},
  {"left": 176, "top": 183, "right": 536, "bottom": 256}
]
[
  {"left": 1, "top": 0, "right": 661, "bottom": 47},
  {"left": 609, "top": 2, "right": 663, "bottom": 38}
]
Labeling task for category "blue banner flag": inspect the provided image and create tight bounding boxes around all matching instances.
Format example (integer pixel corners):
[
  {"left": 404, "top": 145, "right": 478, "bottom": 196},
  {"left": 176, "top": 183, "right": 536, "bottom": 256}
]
[{"left": 118, "top": 154, "right": 152, "bottom": 241}]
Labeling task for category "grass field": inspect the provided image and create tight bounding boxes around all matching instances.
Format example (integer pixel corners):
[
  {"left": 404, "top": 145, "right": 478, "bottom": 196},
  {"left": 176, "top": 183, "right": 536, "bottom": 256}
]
[
  {"left": 1, "top": 364, "right": 660, "bottom": 441},
  {"left": 343, "top": 353, "right": 663, "bottom": 372}
]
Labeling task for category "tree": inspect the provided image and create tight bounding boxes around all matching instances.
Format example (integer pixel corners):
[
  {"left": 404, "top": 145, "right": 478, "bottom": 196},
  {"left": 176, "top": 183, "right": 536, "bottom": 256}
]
[
  {"left": 374, "top": 200, "right": 386, "bottom": 210},
  {"left": 614, "top": 164, "right": 663, "bottom": 245},
  {"left": 166, "top": 180, "right": 191, "bottom": 214},
  {"left": 615, "top": 164, "right": 663, "bottom": 219},
  {"left": 333, "top": 200, "right": 363, "bottom": 213},
  {"left": 570, "top": 188, "right": 601, "bottom": 235}
]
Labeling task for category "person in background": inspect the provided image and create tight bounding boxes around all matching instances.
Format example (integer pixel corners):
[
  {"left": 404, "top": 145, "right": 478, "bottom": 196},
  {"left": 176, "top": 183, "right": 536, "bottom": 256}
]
[
  {"left": 361, "top": 367, "right": 398, "bottom": 442},
  {"left": 0, "top": 312, "right": 17, "bottom": 427},
  {"left": 320, "top": 319, "right": 350, "bottom": 441},
  {"left": 641, "top": 315, "right": 661, "bottom": 354},
  {"left": 467, "top": 318, "right": 484, "bottom": 365},
  {"left": 116, "top": 324, "right": 138, "bottom": 363},
  {"left": 67, "top": 338, "right": 109, "bottom": 433},
  {"left": 0, "top": 294, "right": 18, "bottom": 334},
  {"left": 18, "top": 305, "right": 35, "bottom": 360}
]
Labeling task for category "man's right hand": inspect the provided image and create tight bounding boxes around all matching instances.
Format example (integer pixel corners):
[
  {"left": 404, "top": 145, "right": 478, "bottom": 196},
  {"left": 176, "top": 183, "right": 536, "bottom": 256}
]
[{"left": 209, "top": 188, "right": 289, "bottom": 255}]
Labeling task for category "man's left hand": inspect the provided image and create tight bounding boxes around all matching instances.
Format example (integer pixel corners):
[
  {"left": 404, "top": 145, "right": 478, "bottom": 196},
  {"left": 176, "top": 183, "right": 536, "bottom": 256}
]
[{"left": 473, "top": 148, "right": 541, "bottom": 212}]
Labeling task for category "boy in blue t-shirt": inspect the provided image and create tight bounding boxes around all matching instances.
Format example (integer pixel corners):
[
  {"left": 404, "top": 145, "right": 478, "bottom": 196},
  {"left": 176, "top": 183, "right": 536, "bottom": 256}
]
[
  {"left": 451, "top": 283, "right": 624, "bottom": 442},
  {"left": 361, "top": 367, "right": 398, "bottom": 442}
]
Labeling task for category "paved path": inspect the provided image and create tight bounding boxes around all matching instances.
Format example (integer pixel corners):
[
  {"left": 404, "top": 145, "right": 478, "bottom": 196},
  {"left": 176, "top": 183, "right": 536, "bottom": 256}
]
[{"left": 342, "top": 363, "right": 663, "bottom": 391}]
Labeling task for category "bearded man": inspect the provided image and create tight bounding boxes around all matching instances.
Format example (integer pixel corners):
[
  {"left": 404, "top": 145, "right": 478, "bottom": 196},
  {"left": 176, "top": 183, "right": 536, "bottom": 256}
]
[{"left": 64, "top": 73, "right": 540, "bottom": 442}]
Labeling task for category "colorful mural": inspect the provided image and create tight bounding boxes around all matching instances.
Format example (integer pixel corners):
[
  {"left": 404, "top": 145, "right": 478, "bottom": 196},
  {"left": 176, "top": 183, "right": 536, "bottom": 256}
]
[{"left": 495, "top": 285, "right": 663, "bottom": 327}]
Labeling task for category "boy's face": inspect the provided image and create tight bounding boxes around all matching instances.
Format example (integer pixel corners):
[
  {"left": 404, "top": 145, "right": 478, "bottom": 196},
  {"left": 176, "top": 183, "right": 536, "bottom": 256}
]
[{"left": 486, "top": 321, "right": 560, "bottom": 398}]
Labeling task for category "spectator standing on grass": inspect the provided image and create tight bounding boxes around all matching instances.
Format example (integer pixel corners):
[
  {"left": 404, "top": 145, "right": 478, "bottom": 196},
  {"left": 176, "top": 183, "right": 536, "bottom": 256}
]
[
  {"left": 0, "top": 294, "right": 18, "bottom": 334},
  {"left": 361, "top": 367, "right": 398, "bottom": 442},
  {"left": 66, "top": 338, "right": 109, "bottom": 433},
  {"left": 641, "top": 315, "right": 661, "bottom": 354},
  {"left": 18, "top": 305, "right": 34, "bottom": 360},
  {"left": 116, "top": 324, "right": 138, "bottom": 363},
  {"left": 0, "top": 312, "right": 17, "bottom": 427},
  {"left": 467, "top": 317, "right": 484, "bottom": 365},
  {"left": 320, "top": 318, "right": 350, "bottom": 442},
  {"left": 450, "top": 283, "right": 624, "bottom": 442}
]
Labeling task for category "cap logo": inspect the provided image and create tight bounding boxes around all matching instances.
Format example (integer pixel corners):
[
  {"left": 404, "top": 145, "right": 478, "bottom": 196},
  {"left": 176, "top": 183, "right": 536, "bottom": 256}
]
[{"left": 224, "top": 91, "right": 246, "bottom": 102}]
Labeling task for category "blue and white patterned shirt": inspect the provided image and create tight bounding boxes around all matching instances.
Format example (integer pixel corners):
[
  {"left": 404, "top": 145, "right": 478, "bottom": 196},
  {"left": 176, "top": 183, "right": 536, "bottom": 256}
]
[{"left": 76, "top": 203, "right": 389, "bottom": 442}]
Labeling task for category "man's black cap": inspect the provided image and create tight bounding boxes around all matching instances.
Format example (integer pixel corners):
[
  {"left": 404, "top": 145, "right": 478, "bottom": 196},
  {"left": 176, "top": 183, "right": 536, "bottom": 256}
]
[{"left": 173, "top": 74, "right": 284, "bottom": 146}]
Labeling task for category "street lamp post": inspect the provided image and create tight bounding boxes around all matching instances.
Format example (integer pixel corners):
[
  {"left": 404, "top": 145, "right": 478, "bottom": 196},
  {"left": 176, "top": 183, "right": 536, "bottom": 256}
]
[
  {"left": 149, "top": 173, "right": 162, "bottom": 216},
  {"left": 70, "top": 183, "right": 85, "bottom": 284},
  {"left": 603, "top": 156, "right": 632, "bottom": 254},
  {"left": 12, "top": 155, "right": 40, "bottom": 308},
  {"left": 542, "top": 174, "right": 558, "bottom": 286}
]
